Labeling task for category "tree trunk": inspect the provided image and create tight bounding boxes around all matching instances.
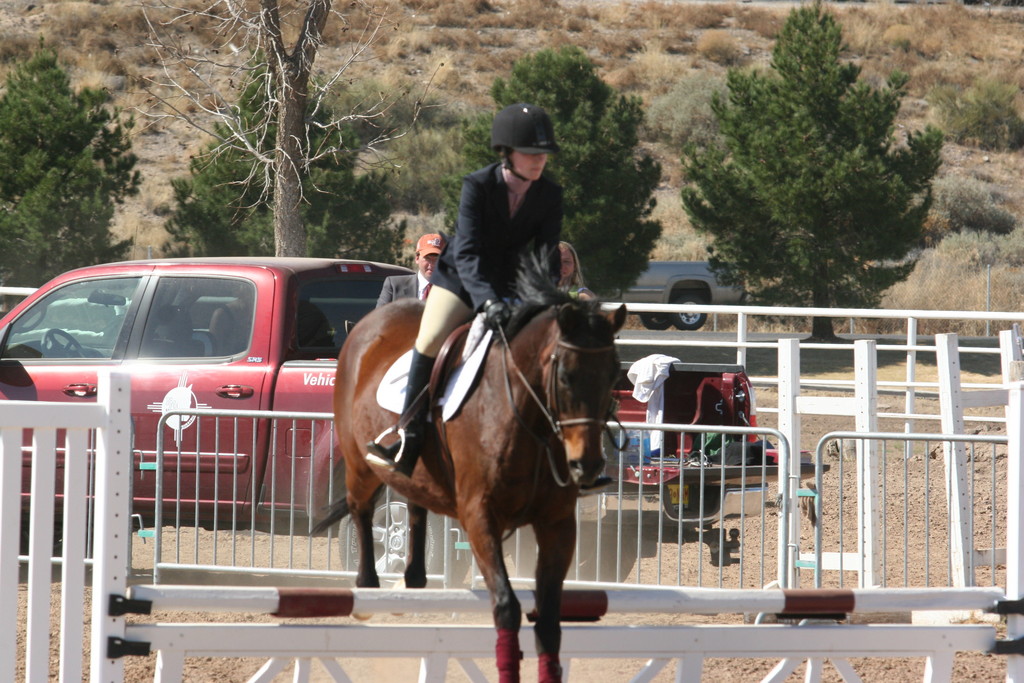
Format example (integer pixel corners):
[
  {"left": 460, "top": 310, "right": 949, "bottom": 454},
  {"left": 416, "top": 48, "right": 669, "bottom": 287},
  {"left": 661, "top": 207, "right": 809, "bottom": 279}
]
[
  {"left": 266, "top": 0, "right": 332, "bottom": 258},
  {"left": 810, "top": 315, "right": 838, "bottom": 342},
  {"left": 274, "top": 88, "right": 307, "bottom": 257}
]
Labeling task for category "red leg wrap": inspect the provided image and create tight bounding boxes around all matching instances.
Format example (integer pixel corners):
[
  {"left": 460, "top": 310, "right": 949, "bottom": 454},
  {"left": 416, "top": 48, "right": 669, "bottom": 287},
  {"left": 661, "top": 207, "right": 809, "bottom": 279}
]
[
  {"left": 495, "top": 628, "right": 522, "bottom": 683},
  {"left": 538, "top": 652, "right": 563, "bottom": 683}
]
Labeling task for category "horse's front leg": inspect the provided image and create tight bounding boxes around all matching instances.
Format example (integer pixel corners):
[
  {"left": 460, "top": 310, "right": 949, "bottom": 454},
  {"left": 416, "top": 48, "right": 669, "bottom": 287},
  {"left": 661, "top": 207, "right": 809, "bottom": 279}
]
[
  {"left": 463, "top": 516, "right": 522, "bottom": 683},
  {"left": 532, "top": 517, "right": 576, "bottom": 683},
  {"left": 403, "top": 502, "right": 429, "bottom": 588}
]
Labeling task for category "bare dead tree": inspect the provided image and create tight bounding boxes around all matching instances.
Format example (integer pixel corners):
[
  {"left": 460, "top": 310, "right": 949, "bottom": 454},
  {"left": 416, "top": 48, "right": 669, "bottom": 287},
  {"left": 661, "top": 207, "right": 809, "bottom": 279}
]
[{"left": 139, "top": 0, "right": 423, "bottom": 257}]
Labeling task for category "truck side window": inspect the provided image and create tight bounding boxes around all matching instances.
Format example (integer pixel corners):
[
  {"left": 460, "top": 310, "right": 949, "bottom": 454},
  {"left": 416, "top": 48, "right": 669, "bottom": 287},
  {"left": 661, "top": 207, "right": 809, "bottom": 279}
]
[
  {"left": 2, "top": 277, "right": 142, "bottom": 360},
  {"left": 139, "top": 277, "right": 256, "bottom": 359}
]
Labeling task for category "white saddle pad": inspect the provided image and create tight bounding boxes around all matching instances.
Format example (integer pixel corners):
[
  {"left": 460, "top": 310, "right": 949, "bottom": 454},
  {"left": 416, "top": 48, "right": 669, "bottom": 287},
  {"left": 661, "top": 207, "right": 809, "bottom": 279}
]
[{"left": 376, "top": 319, "right": 493, "bottom": 422}]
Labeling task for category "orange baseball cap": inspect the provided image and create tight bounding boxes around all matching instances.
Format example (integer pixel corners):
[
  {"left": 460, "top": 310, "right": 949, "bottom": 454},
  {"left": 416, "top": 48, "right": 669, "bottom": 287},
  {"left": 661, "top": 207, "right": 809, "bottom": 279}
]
[{"left": 416, "top": 233, "right": 445, "bottom": 256}]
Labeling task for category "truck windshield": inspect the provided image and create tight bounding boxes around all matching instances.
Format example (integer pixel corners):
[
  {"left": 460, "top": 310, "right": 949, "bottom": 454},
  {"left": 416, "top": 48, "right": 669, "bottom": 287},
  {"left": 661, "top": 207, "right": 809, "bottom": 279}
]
[{"left": 2, "top": 277, "right": 143, "bottom": 359}]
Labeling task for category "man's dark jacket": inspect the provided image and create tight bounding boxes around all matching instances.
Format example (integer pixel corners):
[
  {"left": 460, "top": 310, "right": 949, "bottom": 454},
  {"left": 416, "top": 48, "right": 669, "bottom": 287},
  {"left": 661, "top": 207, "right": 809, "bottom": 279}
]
[{"left": 376, "top": 273, "right": 419, "bottom": 308}]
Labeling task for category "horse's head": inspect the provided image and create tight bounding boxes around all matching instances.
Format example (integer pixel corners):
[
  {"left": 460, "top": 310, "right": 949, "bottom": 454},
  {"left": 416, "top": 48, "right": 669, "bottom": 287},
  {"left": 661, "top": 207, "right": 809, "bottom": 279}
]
[{"left": 546, "top": 300, "right": 626, "bottom": 488}]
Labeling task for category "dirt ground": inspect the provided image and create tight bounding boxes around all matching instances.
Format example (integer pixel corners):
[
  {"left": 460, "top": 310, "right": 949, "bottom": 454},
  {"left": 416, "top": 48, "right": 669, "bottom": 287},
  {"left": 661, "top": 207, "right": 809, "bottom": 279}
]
[{"left": 19, "top": 395, "right": 1015, "bottom": 682}]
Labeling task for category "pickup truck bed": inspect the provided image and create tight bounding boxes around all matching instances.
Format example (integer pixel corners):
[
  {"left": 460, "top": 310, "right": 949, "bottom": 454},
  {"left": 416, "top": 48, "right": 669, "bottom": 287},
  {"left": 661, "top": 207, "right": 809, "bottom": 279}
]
[{"left": 608, "top": 360, "right": 821, "bottom": 527}]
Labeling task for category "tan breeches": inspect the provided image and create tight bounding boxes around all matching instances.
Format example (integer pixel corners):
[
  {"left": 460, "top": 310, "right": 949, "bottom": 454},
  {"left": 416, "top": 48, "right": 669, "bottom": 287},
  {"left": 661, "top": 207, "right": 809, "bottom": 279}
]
[{"left": 415, "top": 285, "right": 473, "bottom": 357}]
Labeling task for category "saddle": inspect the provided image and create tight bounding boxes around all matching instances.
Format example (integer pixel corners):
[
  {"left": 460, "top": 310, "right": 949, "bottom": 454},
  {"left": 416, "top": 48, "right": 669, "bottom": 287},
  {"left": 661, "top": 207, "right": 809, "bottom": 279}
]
[{"left": 375, "top": 317, "right": 493, "bottom": 421}]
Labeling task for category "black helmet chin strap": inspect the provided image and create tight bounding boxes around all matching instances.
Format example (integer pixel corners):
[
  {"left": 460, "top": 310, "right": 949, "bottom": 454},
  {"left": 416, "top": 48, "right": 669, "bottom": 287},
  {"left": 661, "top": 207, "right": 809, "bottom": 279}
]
[{"left": 502, "top": 153, "right": 530, "bottom": 182}]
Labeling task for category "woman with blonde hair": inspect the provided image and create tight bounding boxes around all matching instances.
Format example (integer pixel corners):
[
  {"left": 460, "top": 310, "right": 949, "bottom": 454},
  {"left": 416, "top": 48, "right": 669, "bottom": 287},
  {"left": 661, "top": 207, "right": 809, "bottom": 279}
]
[{"left": 558, "top": 241, "right": 595, "bottom": 300}]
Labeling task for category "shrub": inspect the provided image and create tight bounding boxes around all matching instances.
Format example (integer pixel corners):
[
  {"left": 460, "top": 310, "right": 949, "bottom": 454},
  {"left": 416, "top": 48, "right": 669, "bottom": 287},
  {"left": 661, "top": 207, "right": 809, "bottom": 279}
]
[
  {"left": 928, "top": 175, "right": 1016, "bottom": 239},
  {"left": 0, "top": 33, "right": 39, "bottom": 65},
  {"left": 696, "top": 30, "right": 743, "bottom": 66},
  {"left": 885, "top": 230, "right": 1024, "bottom": 331},
  {"left": 734, "top": 8, "right": 782, "bottom": 40},
  {"left": 928, "top": 79, "right": 1024, "bottom": 150},
  {"left": 881, "top": 24, "right": 915, "bottom": 52},
  {"left": 645, "top": 71, "right": 725, "bottom": 149},
  {"left": 384, "top": 126, "right": 464, "bottom": 213}
]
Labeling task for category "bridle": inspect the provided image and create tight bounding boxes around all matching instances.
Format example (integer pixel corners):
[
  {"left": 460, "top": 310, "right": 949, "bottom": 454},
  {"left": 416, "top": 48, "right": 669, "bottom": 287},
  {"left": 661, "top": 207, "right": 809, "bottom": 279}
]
[
  {"left": 546, "top": 339, "right": 616, "bottom": 431},
  {"left": 498, "top": 326, "right": 616, "bottom": 488}
]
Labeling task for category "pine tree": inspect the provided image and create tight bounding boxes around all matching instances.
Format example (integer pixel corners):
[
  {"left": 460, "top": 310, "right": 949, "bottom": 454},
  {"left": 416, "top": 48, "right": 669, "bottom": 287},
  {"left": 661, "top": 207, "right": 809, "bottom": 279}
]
[
  {"left": 681, "top": 3, "right": 943, "bottom": 340},
  {"left": 0, "top": 45, "right": 138, "bottom": 286},
  {"left": 449, "top": 46, "right": 662, "bottom": 296},
  {"left": 165, "top": 68, "right": 405, "bottom": 263}
]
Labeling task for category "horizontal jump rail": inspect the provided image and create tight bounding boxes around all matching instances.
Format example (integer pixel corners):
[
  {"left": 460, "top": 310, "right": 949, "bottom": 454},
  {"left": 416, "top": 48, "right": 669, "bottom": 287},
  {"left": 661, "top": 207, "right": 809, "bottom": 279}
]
[
  {"left": 121, "top": 622, "right": 1000, "bottom": 660},
  {"left": 122, "top": 585, "right": 1006, "bottom": 620},
  {"left": 117, "top": 622, "right": 999, "bottom": 683}
]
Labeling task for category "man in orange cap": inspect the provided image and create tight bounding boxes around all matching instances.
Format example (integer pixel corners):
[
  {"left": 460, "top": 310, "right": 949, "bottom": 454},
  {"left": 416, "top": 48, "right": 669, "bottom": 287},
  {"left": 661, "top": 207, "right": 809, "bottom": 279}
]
[{"left": 376, "top": 233, "right": 446, "bottom": 307}]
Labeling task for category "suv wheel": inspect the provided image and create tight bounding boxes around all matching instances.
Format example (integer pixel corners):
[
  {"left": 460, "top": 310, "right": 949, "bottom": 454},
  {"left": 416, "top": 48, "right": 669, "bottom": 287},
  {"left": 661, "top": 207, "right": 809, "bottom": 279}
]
[{"left": 669, "top": 292, "right": 709, "bottom": 331}]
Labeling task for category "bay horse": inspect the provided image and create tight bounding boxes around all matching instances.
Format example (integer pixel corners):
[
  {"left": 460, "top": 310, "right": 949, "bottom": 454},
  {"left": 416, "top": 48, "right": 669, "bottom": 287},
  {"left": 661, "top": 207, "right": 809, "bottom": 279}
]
[{"left": 314, "top": 260, "right": 625, "bottom": 683}]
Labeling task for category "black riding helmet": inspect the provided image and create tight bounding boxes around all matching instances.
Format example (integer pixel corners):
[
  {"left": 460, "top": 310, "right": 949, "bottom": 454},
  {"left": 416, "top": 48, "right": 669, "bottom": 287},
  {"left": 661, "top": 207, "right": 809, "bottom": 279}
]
[{"left": 490, "top": 103, "right": 559, "bottom": 154}]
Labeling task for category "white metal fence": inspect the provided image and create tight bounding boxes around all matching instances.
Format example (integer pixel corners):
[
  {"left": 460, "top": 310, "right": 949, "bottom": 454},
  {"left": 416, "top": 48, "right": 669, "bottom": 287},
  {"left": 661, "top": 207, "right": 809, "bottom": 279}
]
[{"left": 12, "top": 371, "right": 1024, "bottom": 682}]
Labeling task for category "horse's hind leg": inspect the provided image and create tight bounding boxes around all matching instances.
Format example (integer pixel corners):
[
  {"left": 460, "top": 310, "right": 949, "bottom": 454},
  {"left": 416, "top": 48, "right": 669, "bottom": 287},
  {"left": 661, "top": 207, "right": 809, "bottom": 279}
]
[
  {"left": 403, "top": 502, "right": 429, "bottom": 588},
  {"left": 351, "top": 490, "right": 382, "bottom": 588},
  {"left": 532, "top": 517, "right": 577, "bottom": 683}
]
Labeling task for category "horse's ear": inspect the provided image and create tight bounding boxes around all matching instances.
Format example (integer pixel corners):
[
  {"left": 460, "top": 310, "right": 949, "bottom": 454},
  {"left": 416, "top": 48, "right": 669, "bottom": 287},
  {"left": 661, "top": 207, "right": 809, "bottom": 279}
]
[
  {"left": 556, "top": 302, "right": 582, "bottom": 335},
  {"left": 606, "top": 304, "right": 627, "bottom": 333}
]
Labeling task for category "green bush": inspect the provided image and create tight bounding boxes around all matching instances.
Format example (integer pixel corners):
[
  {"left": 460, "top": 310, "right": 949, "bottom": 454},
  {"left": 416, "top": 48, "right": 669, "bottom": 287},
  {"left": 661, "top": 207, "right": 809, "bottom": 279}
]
[
  {"left": 929, "top": 175, "right": 1016, "bottom": 237},
  {"left": 385, "top": 125, "right": 464, "bottom": 213},
  {"left": 992, "top": 227, "right": 1024, "bottom": 267},
  {"left": 928, "top": 79, "right": 1024, "bottom": 150},
  {"left": 645, "top": 71, "right": 725, "bottom": 149},
  {"left": 327, "top": 77, "right": 467, "bottom": 213}
]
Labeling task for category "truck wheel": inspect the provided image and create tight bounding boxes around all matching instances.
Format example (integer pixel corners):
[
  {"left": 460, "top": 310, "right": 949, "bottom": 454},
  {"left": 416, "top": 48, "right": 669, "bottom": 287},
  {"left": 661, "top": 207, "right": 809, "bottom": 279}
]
[
  {"left": 638, "top": 313, "right": 672, "bottom": 331},
  {"left": 669, "top": 292, "right": 709, "bottom": 331}
]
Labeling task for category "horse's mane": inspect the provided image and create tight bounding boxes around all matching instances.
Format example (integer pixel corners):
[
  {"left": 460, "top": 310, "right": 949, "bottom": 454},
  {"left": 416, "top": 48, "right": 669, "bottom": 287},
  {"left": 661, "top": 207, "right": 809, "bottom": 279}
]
[{"left": 506, "top": 248, "right": 599, "bottom": 338}]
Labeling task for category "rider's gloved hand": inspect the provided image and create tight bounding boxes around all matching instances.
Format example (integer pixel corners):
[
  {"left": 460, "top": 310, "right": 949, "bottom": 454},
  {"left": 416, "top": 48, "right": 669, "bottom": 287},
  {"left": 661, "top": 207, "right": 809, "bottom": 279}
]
[{"left": 483, "top": 299, "right": 511, "bottom": 330}]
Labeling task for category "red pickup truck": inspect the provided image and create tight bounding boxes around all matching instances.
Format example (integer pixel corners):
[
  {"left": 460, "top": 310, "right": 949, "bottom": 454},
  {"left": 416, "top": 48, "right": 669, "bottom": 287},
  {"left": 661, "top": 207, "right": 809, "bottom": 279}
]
[
  {"left": 0, "top": 257, "right": 409, "bottom": 530},
  {"left": 0, "top": 258, "right": 793, "bottom": 576}
]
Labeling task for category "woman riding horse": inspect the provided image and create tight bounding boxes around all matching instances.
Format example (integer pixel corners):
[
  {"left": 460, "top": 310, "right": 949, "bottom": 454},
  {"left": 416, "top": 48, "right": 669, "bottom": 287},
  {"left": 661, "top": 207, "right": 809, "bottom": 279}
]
[
  {"left": 367, "top": 102, "right": 609, "bottom": 493},
  {"left": 318, "top": 259, "right": 625, "bottom": 683}
]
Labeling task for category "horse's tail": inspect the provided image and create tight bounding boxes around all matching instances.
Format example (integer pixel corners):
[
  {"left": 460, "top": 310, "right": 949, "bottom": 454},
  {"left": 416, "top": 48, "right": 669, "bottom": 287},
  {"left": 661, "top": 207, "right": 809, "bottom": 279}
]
[{"left": 312, "top": 497, "right": 351, "bottom": 534}]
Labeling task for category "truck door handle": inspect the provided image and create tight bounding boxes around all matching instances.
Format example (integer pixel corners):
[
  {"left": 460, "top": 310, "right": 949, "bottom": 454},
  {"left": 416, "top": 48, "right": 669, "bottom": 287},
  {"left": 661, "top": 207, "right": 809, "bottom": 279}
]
[
  {"left": 216, "top": 385, "right": 254, "bottom": 399},
  {"left": 63, "top": 383, "right": 97, "bottom": 398}
]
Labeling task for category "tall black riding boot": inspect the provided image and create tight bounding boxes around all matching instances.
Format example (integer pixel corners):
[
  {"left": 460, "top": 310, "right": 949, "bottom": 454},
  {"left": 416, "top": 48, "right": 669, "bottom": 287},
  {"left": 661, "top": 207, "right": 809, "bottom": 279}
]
[{"left": 366, "top": 349, "right": 435, "bottom": 476}]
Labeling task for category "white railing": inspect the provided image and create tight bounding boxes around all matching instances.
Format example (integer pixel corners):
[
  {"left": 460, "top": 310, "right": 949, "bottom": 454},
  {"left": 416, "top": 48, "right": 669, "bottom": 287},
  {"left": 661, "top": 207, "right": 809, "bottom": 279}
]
[
  {"left": 620, "top": 303, "right": 1024, "bottom": 430},
  {"left": 83, "top": 382, "right": 1024, "bottom": 681},
  {"left": 0, "top": 286, "right": 36, "bottom": 297},
  {"left": 9, "top": 353, "right": 1024, "bottom": 681},
  {"left": 0, "top": 371, "right": 131, "bottom": 683}
]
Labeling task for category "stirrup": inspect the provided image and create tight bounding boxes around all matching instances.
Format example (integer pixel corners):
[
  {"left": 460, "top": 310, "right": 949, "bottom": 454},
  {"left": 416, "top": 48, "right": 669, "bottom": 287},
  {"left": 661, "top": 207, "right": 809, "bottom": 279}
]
[
  {"left": 365, "top": 426, "right": 406, "bottom": 472},
  {"left": 578, "top": 475, "right": 613, "bottom": 496}
]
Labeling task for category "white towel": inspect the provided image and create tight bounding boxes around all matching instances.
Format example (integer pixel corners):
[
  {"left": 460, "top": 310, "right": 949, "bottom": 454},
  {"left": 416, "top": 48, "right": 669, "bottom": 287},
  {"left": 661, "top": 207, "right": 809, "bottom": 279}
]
[{"left": 626, "top": 354, "right": 680, "bottom": 456}]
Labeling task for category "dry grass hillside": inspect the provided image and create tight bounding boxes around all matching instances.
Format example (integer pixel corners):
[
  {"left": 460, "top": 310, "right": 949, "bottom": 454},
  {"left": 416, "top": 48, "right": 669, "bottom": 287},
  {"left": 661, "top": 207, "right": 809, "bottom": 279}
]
[{"left": 2, "top": 0, "right": 1024, "bottom": 317}]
